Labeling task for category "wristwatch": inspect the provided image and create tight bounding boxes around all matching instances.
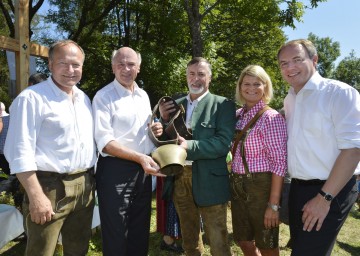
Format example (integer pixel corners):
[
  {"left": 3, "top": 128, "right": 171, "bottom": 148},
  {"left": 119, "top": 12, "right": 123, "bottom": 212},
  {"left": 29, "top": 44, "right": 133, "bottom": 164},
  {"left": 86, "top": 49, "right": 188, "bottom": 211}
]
[
  {"left": 267, "top": 203, "right": 280, "bottom": 212},
  {"left": 319, "top": 190, "right": 333, "bottom": 201}
]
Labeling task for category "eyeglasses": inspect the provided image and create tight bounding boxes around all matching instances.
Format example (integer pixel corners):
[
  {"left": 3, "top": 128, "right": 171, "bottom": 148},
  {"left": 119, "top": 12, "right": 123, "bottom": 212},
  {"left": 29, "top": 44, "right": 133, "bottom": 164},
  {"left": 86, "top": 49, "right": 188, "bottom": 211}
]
[{"left": 279, "top": 57, "right": 306, "bottom": 69}]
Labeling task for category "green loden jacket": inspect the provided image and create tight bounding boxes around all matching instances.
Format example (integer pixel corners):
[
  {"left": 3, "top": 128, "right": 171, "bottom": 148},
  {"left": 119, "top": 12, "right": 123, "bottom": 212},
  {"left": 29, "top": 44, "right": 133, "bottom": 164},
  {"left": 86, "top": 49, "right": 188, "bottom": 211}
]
[{"left": 163, "top": 92, "right": 236, "bottom": 207}]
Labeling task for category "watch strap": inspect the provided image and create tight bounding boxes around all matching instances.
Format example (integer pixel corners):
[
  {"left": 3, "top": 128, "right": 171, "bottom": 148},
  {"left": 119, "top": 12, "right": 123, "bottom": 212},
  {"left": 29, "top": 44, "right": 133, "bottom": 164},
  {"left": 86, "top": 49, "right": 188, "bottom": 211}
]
[
  {"left": 267, "top": 202, "right": 280, "bottom": 211},
  {"left": 319, "top": 190, "right": 333, "bottom": 201}
]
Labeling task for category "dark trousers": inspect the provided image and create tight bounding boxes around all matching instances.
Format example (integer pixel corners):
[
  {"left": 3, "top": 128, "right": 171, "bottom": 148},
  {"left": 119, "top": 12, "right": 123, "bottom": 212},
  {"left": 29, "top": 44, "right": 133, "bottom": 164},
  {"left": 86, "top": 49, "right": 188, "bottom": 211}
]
[
  {"left": 96, "top": 156, "right": 152, "bottom": 256},
  {"left": 0, "top": 153, "right": 10, "bottom": 174},
  {"left": 289, "top": 176, "right": 357, "bottom": 256}
]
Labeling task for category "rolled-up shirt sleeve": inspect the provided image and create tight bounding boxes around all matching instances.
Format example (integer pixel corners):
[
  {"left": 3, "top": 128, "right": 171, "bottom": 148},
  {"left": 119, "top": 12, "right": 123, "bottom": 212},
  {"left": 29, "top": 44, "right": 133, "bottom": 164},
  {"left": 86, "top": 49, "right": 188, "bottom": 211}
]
[
  {"left": 4, "top": 93, "right": 39, "bottom": 173},
  {"left": 333, "top": 87, "right": 360, "bottom": 149},
  {"left": 263, "top": 113, "right": 288, "bottom": 177},
  {"left": 92, "top": 91, "right": 116, "bottom": 156}
]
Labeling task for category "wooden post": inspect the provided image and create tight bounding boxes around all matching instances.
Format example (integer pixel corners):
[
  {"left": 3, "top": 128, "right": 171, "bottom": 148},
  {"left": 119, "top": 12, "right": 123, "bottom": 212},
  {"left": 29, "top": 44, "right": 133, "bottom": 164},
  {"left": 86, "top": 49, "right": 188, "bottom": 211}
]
[
  {"left": 15, "top": 0, "right": 30, "bottom": 94},
  {"left": 0, "top": 0, "right": 49, "bottom": 96}
]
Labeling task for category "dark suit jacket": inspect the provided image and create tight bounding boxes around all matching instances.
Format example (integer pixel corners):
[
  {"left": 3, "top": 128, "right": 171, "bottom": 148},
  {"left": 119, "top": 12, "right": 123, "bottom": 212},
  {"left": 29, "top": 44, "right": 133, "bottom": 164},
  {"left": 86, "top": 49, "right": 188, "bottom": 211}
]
[{"left": 173, "top": 92, "right": 236, "bottom": 206}]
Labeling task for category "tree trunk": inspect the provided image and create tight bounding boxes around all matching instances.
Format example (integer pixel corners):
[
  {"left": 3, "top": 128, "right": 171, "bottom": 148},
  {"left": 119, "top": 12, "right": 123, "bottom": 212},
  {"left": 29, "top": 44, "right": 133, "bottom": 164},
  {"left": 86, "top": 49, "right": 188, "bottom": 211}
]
[{"left": 184, "top": 0, "right": 203, "bottom": 57}]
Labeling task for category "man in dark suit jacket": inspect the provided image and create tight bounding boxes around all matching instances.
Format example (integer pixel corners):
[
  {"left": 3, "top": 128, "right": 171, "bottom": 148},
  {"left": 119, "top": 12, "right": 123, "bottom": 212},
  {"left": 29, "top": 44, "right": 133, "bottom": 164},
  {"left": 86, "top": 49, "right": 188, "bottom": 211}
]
[{"left": 160, "top": 57, "right": 236, "bottom": 256}]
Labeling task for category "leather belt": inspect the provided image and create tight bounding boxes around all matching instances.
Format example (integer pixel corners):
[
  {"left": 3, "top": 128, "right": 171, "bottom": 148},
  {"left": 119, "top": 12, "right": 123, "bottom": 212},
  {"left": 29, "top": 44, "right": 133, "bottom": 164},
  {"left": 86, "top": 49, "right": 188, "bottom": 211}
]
[
  {"left": 230, "top": 171, "right": 271, "bottom": 180},
  {"left": 291, "top": 178, "right": 326, "bottom": 186},
  {"left": 36, "top": 167, "right": 94, "bottom": 178}
]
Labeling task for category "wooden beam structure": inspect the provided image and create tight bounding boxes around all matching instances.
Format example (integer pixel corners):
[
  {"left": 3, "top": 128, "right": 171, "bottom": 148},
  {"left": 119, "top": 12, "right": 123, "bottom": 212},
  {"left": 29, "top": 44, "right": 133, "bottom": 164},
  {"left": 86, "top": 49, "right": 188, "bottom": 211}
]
[
  {"left": 0, "top": 36, "right": 49, "bottom": 58},
  {"left": 0, "top": 0, "right": 49, "bottom": 96}
]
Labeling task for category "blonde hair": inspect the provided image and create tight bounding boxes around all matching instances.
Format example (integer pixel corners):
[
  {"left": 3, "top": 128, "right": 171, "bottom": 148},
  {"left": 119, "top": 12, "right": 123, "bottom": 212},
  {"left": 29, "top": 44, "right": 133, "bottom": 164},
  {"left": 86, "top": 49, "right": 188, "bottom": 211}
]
[
  {"left": 48, "top": 40, "right": 85, "bottom": 62},
  {"left": 235, "top": 65, "right": 273, "bottom": 105}
]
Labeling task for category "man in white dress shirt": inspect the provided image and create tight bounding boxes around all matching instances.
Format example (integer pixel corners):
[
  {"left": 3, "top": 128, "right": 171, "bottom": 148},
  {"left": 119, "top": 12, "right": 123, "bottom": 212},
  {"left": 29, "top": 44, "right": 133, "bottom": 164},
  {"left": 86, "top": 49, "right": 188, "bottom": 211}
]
[
  {"left": 4, "top": 40, "right": 97, "bottom": 256},
  {"left": 278, "top": 39, "right": 360, "bottom": 256},
  {"left": 92, "top": 47, "right": 164, "bottom": 256}
]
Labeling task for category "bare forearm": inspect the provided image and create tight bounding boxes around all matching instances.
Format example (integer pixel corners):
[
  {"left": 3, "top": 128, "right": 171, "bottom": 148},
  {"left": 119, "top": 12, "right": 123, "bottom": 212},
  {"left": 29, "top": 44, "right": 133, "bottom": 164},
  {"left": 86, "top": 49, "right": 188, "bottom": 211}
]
[
  {"left": 103, "top": 140, "right": 163, "bottom": 177},
  {"left": 322, "top": 148, "right": 360, "bottom": 196},
  {"left": 269, "top": 174, "right": 284, "bottom": 205},
  {"left": 102, "top": 140, "right": 144, "bottom": 164},
  {"left": 17, "top": 171, "right": 56, "bottom": 224},
  {"left": 16, "top": 171, "right": 44, "bottom": 199}
]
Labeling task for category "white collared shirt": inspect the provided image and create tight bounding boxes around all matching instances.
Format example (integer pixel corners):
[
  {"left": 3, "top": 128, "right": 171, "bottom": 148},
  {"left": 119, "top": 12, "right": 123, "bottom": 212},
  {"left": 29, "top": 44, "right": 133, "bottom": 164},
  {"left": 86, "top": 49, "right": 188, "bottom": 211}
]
[
  {"left": 92, "top": 79, "right": 155, "bottom": 156},
  {"left": 185, "top": 91, "right": 209, "bottom": 129},
  {"left": 284, "top": 72, "right": 360, "bottom": 180},
  {"left": 4, "top": 77, "right": 97, "bottom": 174}
]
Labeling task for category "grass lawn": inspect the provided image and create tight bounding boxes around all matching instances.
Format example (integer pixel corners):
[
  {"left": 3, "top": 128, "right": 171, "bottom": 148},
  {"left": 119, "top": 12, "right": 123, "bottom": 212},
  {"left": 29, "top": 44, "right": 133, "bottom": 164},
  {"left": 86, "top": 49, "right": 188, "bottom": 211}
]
[{"left": 1, "top": 193, "right": 359, "bottom": 256}]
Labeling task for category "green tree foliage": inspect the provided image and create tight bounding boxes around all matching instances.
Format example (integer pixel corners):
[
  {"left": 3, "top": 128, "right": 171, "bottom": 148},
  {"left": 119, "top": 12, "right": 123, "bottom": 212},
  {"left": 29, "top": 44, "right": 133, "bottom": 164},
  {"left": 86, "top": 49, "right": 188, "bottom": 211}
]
[
  {"left": 202, "top": 0, "right": 289, "bottom": 109},
  {"left": 333, "top": 50, "right": 360, "bottom": 91},
  {"left": 0, "top": 0, "right": 330, "bottom": 108},
  {"left": 0, "top": 0, "right": 45, "bottom": 38},
  {"left": 43, "top": 0, "right": 191, "bottom": 101},
  {"left": 0, "top": 8, "right": 11, "bottom": 106},
  {"left": 308, "top": 33, "right": 340, "bottom": 78},
  {"left": 0, "top": 0, "right": 51, "bottom": 105},
  {"left": 306, "top": 33, "right": 359, "bottom": 92}
]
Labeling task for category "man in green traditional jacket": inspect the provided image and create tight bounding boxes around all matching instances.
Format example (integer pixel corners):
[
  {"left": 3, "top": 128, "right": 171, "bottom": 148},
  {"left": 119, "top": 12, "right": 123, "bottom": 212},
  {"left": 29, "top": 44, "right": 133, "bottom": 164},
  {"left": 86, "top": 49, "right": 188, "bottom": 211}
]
[{"left": 159, "top": 57, "right": 236, "bottom": 256}]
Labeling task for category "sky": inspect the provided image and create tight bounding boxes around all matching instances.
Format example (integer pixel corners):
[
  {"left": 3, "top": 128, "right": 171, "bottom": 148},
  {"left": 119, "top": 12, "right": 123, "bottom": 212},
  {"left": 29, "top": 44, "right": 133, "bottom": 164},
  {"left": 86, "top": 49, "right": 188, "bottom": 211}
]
[
  {"left": 282, "top": 0, "right": 360, "bottom": 65},
  {"left": 38, "top": 0, "right": 359, "bottom": 66}
]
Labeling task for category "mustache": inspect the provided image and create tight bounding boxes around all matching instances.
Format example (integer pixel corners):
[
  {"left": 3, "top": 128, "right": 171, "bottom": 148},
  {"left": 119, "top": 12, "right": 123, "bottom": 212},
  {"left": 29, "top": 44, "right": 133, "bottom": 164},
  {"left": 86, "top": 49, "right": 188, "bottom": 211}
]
[{"left": 189, "top": 83, "right": 203, "bottom": 87}]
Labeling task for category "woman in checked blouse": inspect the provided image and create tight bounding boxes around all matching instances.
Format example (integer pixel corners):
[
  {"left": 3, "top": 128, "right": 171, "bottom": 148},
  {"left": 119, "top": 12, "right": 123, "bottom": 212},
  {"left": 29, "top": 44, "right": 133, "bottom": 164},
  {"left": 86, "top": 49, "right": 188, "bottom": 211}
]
[{"left": 230, "top": 65, "right": 287, "bottom": 256}]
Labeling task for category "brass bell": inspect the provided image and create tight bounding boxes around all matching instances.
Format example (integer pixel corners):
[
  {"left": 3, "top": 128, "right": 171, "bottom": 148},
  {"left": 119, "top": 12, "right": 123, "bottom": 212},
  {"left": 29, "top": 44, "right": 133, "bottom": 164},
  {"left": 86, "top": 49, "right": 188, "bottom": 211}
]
[{"left": 151, "top": 144, "right": 187, "bottom": 176}]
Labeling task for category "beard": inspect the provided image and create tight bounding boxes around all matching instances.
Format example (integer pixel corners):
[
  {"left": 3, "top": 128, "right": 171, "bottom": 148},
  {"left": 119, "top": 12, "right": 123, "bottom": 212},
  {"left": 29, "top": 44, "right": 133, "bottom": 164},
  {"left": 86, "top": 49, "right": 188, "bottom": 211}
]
[{"left": 188, "top": 84, "right": 205, "bottom": 95}]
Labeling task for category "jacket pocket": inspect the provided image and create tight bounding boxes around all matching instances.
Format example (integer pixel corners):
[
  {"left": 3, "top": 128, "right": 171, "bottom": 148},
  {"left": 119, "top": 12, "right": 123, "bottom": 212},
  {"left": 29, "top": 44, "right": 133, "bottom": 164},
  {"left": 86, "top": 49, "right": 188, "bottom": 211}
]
[
  {"left": 200, "top": 121, "right": 216, "bottom": 129},
  {"left": 210, "top": 166, "right": 229, "bottom": 176},
  {"left": 199, "top": 121, "right": 216, "bottom": 137}
]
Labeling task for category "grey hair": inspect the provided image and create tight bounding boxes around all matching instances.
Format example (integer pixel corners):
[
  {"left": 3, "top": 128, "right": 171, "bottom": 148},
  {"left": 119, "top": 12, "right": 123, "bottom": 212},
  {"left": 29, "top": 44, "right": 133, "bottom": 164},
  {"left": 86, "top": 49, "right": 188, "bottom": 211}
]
[
  {"left": 186, "top": 57, "right": 212, "bottom": 77},
  {"left": 111, "top": 48, "right": 142, "bottom": 65}
]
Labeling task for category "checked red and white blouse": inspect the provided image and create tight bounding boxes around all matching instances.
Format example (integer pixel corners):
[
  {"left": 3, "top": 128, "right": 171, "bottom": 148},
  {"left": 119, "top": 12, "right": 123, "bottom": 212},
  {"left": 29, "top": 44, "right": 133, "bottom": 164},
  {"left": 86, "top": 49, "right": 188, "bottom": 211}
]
[{"left": 231, "top": 100, "right": 287, "bottom": 177}]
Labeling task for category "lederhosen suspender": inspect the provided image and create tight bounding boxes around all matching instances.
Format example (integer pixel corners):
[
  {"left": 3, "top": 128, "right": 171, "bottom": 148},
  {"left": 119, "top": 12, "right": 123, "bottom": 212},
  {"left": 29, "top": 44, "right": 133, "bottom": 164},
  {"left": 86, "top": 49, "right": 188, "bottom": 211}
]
[{"left": 231, "top": 106, "right": 271, "bottom": 174}]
